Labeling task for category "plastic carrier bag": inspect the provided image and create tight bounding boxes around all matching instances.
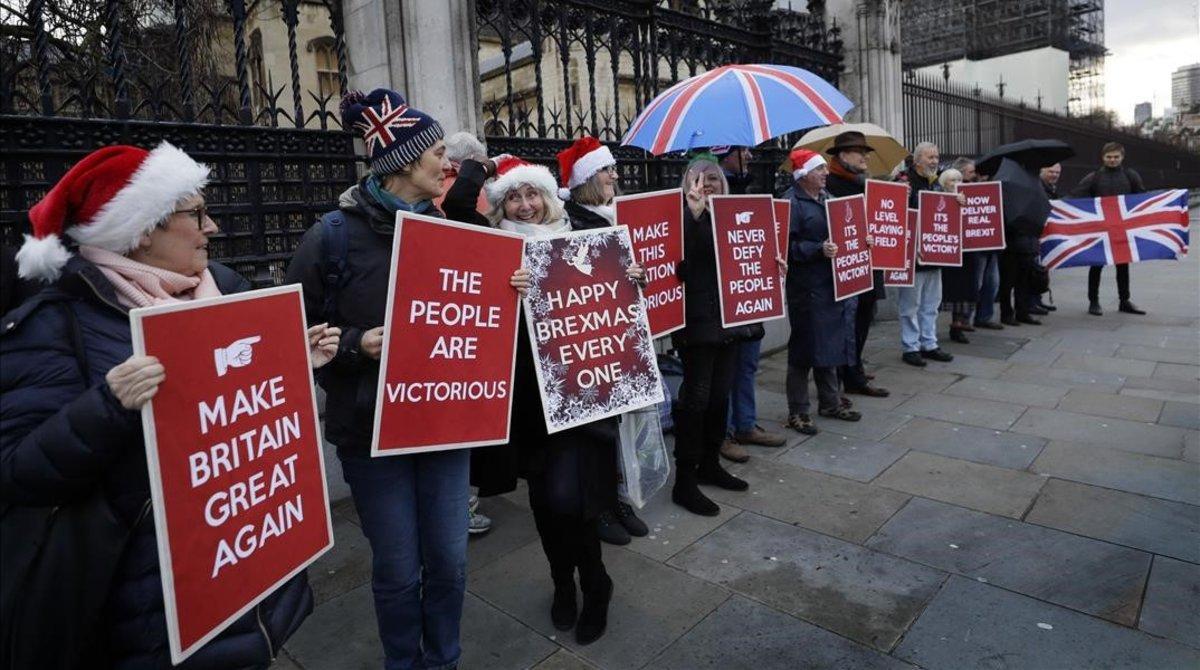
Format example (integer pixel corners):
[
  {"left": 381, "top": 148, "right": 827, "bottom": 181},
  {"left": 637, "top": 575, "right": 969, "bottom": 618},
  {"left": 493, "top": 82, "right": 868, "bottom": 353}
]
[{"left": 617, "top": 406, "right": 671, "bottom": 509}]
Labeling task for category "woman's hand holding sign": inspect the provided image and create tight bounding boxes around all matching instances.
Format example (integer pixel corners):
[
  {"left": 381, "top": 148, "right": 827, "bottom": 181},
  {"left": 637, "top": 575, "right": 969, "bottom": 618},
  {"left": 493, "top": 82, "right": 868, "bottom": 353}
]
[
  {"left": 307, "top": 323, "right": 341, "bottom": 369},
  {"left": 106, "top": 355, "right": 166, "bottom": 410},
  {"left": 510, "top": 267, "right": 532, "bottom": 296},
  {"left": 822, "top": 240, "right": 838, "bottom": 258},
  {"left": 360, "top": 326, "right": 385, "bottom": 360}
]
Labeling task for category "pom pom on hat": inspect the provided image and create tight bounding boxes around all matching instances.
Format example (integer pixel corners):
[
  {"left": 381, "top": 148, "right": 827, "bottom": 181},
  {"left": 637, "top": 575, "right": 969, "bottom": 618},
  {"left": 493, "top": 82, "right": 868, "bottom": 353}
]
[
  {"left": 340, "top": 88, "right": 444, "bottom": 177},
  {"left": 19, "top": 142, "right": 209, "bottom": 281},
  {"left": 484, "top": 156, "right": 561, "bottom": 208},
  {"left": 788, "top": 148, "right": 826, "bottom": 180},
  {"left": 556, "top": 136, "right": 615, "bottom": 198}
]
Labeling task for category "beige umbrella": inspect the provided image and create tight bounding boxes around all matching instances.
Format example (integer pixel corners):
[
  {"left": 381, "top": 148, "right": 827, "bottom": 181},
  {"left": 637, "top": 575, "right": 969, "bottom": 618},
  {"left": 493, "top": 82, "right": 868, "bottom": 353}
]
[{"left": 782, "top": 123, "right": 908, "bottom": 178}]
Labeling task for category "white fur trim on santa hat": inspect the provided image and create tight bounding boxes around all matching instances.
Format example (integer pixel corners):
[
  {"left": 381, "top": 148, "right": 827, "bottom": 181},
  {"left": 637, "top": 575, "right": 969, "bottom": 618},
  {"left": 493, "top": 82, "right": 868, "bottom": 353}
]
[
  {"left": 15, "top": 233, "right": 72, "bottom": 281},
  {"left": 66, "top": 142, "right": 210, "bottom": 254},
  {"left": 484, "top": 163, "right": 561, "bottom": 207},
  {"left": 567, "top": 145, "right": 615, "bottom": 190},
  {"left": 792, "top": 153, "right": 827, "bottom": 181}
]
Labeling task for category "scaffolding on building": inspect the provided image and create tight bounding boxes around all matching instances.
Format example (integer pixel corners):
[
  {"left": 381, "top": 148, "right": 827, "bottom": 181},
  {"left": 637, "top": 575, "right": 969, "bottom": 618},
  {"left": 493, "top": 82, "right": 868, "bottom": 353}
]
[{"left": 900, "top": 0, "right": 1105, "bottom": 116}]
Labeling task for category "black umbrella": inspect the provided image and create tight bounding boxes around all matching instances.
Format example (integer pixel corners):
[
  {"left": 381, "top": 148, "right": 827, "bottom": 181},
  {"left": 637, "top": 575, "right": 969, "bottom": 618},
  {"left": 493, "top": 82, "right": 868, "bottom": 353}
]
[
  {"left": 976, "top": 139, "right": 1075, "bottom": 176},
  {"left": 993, "top": 157, "right": 1051, "bottom": 247}
]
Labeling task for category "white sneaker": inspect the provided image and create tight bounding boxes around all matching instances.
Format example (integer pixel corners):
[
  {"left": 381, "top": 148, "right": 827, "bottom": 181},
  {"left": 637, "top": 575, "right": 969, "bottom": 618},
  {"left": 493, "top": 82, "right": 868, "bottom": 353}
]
[{"left": 468, "top": 509, "right": 492, "bottom": 535}]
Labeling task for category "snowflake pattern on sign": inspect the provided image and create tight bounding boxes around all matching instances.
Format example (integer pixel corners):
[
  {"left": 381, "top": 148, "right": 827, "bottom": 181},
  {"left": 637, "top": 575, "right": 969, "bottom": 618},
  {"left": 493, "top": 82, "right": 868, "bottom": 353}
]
[{"left": 524, "top": 227, "right": 664, "bottom": 432}]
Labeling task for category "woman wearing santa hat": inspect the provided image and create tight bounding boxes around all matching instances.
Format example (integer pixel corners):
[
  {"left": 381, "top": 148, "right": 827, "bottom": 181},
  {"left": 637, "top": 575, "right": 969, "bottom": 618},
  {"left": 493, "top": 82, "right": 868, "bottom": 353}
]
[
  {"left": 464, "top": 152, "right": 643, "bottom": 645},
  {"left": 0, "top": 142, "right": 337, "bottom": 668},
  {"left": 554, "top": 136, "right": 651, "bottom": 547},
  {"left": 669, "top": 152, "right": 778, "bottom": 517}
]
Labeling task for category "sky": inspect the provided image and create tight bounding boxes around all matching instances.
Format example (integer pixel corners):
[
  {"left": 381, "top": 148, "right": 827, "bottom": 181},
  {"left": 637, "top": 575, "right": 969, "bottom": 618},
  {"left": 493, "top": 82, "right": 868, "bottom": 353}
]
[{"left": 1104, "top": 0, "right": 1200, "bottom": 122}]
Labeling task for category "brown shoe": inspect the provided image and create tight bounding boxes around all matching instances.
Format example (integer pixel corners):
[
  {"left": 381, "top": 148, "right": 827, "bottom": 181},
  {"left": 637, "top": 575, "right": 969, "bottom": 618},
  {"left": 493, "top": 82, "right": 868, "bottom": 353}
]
[
  {"left": 719, "top": 439, "right": 750, "bottom": 463},
  {"left": 733, "top": 425, "right": 787, "bottom": 447}
]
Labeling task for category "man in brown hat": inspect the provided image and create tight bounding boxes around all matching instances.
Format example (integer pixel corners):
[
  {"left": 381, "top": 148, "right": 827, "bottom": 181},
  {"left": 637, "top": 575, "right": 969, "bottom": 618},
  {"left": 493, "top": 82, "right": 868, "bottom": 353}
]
[{"left": 824, "top": 131, "right": 890, "bottom": 398}]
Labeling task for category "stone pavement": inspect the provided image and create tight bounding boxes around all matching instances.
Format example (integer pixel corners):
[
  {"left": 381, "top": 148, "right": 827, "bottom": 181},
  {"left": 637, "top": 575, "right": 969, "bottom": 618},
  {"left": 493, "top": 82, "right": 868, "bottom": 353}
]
[{"left": 280, "top": 214, "right": 1199, "bottom": 669}]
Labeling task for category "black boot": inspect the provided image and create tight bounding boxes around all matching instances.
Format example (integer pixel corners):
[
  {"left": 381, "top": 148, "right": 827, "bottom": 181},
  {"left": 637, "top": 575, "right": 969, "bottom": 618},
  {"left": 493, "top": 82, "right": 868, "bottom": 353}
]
[
  {"left": 696, "top": 460, "right": 749, "bottom": 491},
  {"left": 575, "top": 572, "right": 613, "bottom": 645},
  {"left": 672, "top": 464, "right": 720, "bottom": 516},
  {"left": 551, "top": 571, "right": 577, "bottom": 631}
]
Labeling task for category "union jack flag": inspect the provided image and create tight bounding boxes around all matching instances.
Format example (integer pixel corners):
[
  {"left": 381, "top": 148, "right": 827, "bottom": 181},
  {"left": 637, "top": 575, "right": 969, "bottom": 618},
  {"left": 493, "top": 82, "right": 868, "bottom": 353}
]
[
  {"left": 1040, "top": 189, "right": 1190, "bottom": 269},
  {"left": 354, "top": 96, "right": 419, "bottom": 155}
]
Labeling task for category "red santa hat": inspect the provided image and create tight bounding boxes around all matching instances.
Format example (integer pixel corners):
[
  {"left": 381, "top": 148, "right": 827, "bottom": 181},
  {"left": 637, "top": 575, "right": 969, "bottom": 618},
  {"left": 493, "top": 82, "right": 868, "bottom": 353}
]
[
  {"left": 555, "top": 136, "right": 615, "bottom": 200},
  {"left": 787, "top": 148, "right": 826, "bottom": 181},
  {"left": 18, "top": 142, "right": 210, "bottom": 281},
  {"left": 483, "top": 155, "right": 561, "bottom": 208}
]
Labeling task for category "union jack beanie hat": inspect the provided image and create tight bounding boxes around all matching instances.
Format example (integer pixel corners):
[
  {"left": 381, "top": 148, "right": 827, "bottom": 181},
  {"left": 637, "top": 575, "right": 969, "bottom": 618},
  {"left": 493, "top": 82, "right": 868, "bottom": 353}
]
[{"left": 340, "top": 89, "right": 444, "bottom": 176}]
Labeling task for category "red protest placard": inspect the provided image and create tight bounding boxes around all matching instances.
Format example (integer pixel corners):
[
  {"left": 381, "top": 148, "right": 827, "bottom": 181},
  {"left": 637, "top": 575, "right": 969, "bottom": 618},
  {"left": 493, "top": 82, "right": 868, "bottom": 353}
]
[
  {"left": 885, "top": 209, "right": 919, "bottom": 287},
  {"left": 130, "top": 285, "right": 333, "bottom": 665},
  {"left": 864, "top": 179, "right": 910, "bottom": 270},
  {"left": 959, "top": 181, "right": 1006, "bottom": 251},
  {"left": 825, "top": 194, "right": 874, "bottom": 301},
  {"left": 918, "top": 190, "right": 963, "bottom": 266},
  {"left": 372, "top": 213, "right": 524, "bottom": 455},
  {"left": 524, "top": 226, "right": 664, "bottom": 433},
  {"left": 616, "top": 189, "right": 685, "bottom": 338},
  {"left": 773, "top": 198, "right": 791, "bottom": 261},
  {"left": 709, "top": 194, "right": 786, "bottom": 327}
]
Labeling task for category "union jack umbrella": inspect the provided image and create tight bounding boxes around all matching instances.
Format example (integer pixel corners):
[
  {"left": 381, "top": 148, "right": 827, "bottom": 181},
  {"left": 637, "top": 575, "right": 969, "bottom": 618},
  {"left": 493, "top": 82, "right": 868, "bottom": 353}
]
[
  {"left": 621, "top": 64, "right": 853, "bottom": 156},
  {"left": 1040, "top": 190, "right": 1190, "bottom": 270}
]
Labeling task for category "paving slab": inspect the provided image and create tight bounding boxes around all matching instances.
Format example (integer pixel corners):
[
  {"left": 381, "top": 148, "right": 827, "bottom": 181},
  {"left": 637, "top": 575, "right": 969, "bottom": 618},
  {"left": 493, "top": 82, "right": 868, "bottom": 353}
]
[
  {"left": 1053, "top": 353, "right": 1157, "bottom": 378},
  {"left": 777, "top": 432, "right": 909, "bottom": 482},
  {"left": 1051, "top": 339, "right": 1121, "bottom": 357},
  {"left": 649, "top": 595, "right": 918, "bottom": 669},
  {"left": 1139, "top": 556, "right": 1200, "bottom": 650},
  {"left": 941, "top": 376, "right": 1067, "bottom": 409},
  {"left": 460, "top": 593, "right": 559, "bottom": 670},
  {"left": 1159, "top": 401, "right": 1200, "bottom": 429},
  {"left": 874, "top": 451, "right": 1046, "bottom": 518},
  {"left": 893, "top": 392, "right": 1027, "bottom": 431},
  {"left": 284, "top": 584, "right": 382, "bottom": 669},
  {"left": 1031, "top": 441, "right": 1200, "bottom": 506},
  {"left": 894, "top": 576, "right": 1200, "bottom": 670},
  {"left": 469, "top": 542, "right": 728, "bottom": 670},
  {"left": 1120, "top": 374, "right": 1200, "bottom": 404},
  {"left": 1116, "top": 344, "right": 1198, "bottom": 365},
  {"left": 1000, "top": 364, "right": 1126, "bottom": 393},
  {"left": 1024, "top": 479, "right": 1200, "bottom": 563},
  {"left": 467, "top": 495, "right": 542, "bottom": 574},
  {"left": 1011, "top": 408, "right": 1185, "bottom": 458},
  {"left": 308, "top": 513, "right": 372, "bottom": 606},
  {"left": 1005, "top": 348, "right": 1064, "bottom": 366},
  {"left": 532, "top": 649, "right": 597, "bottom": 669},
  {"left": 841, "top": 389, "right": 916, "bottom": 412},
  {"left": 716, "top": 457, "right": 911, "bottom": 543},
  {"left": 820, "top": 407, "right": 914, "bottom": 441},
  {"left": 1055, "top": 389, "right": 1164, "bottom": 423},
  {"left": 864, "top": 365, "right": 962, "bottom": 396},
  {"left": 1155, "top": 362, "right": 1200, "bottom": 381},
  {"left": 668, "top": 513, "right": 945, "bottom": 651},
  {"left": 885, "top": 417, "right": 1046, "bottom": 469},
  {"left": 919, "top": 353, "right": 1010, "bottom": 379},
  {"left": 622, "top": 489, "right": 740, "bottom": 562},
  {"left": 940, "top": 340, "right": 1018, "bottom": 361},
  {"left": 1185, "top": 431, "right": 1199, "bottom": 463},
  {"left": 273, "top": 652, "right": 304, "bottom": 670},
  {"left": 867, "top": 498, "right": 1151, "bottom": 625}
]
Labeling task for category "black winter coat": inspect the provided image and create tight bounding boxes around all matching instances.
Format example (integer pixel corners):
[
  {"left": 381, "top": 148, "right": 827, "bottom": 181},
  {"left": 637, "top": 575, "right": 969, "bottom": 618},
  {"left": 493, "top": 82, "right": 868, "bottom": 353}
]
[
  {"left": 670, "top": 207, "right": 764, "bottom": 348},
  {"left": 785, "top": 188, "right": 856, "bottom": 368},
  {"left": 0, "top": 256, "right": 311, "bottom": 669},
  {"left": 1070, "top": 165, "right": 1145, "bottom": 198}
]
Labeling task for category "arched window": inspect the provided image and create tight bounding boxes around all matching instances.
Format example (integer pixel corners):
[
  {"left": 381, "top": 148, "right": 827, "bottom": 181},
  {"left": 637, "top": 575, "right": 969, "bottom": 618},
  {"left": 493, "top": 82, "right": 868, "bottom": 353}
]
[{"left": 309, "top": 36, "right": 341, "bottom": 99}]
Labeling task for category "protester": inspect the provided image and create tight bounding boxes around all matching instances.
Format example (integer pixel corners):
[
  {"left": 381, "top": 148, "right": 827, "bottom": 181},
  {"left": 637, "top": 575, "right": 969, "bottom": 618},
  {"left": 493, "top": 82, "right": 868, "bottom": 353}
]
[
  {"left": 466, "top": 150, "right": 645, "bottom": 645},
  {"left": 824, "top": 131, "right": 889, "bottom": 398},
  {"left": 432, "top": 131, "right": 492, "bottom": 215},
  {"left": 671, "top": 153, "right": 766, "bottom": 516},
  {"left": 782, "top": 148, "right": 862, "bottom": 435},
  {"left": 937, "top": 167, "right": 977, "bottom": 344},
  {"left": 2, "top": 142, "right": 334, "bottom": 668},
  {"left": 708, "top": 145, "right": 788, "bottom": 462},
  {"left": 897, "top": 142, "right": 954, "bottom": 366},
  {"left": 285, "top": 89, "right": 511, "bottom": 669},
  {"left": 996, "top": 157, "right": 1048, "bottom": 327},
  {"left": 1031, "top": 163, "right": 1063, "bottom": 315},
  {"left": 963, "top": 157, "right": 1004, "bottom": 330},
  {"left": 555, "top": 136, "right": 651, "bottom": 547},
  {"left": 1071, "top": 143, "right": 1147, "bottom": 316}
]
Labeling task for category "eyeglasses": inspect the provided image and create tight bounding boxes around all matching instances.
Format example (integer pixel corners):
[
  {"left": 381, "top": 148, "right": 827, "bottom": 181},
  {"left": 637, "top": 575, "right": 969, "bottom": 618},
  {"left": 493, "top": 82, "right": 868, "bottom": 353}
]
[
  {"left": 166, "top": 205, "right": 209, "bottom": 231},
  {"left": 602, "top": 165, "right": 619, "bottom": 175}
]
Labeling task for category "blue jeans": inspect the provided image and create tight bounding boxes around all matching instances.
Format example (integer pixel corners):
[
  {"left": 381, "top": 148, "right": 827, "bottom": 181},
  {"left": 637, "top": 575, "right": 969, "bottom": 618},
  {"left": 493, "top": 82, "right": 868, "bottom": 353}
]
[
  {"left": 974, "top": 252, "right": 1000, "bottom": 324},
  {"left": 727, "top": 339, "right": 761, "bottom": 434},
  {"left": 897, "top": 270, "right": 942, "bottom": 353},
  {"left": 341, "top": 450, "right": 469, "bottom": 670}
]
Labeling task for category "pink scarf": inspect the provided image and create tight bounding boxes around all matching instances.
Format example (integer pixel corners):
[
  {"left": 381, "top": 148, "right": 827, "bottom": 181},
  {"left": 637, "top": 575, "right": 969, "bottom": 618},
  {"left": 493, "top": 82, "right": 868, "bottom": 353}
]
[{"left": 78, "top": 245, "right": 222, "bottom": 309}]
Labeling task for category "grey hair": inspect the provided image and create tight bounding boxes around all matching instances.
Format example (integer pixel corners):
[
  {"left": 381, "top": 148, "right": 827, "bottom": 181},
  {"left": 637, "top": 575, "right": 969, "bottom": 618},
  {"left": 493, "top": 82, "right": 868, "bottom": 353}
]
[
  {"left": 444, "top": 131, "right": 487, "bottom": 163},
  {"left": 485, "top": 187, "right": 567, "bottom": 226},
  {"left": 951, "top": 157, "right": 974, "bottom": 172},
  {"left": 938, "top": 168, "right": 963, "bottom": 191},
  {"left": 913, "top": 142, "right": 938, "bottom": 160}
]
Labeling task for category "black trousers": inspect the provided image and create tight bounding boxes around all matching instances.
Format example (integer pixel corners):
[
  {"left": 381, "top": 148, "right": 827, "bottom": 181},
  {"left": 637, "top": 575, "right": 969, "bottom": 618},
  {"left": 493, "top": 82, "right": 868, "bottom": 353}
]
[
  {"left": 839, "top": 290, "right": 875, "bottom": 389},
  {"left": 673, "top": 343, "right": 738, "bottom": 469},
  {"left": 528, "top": 461, "right": 607, "bottom": 593},
  {"left": 1088, "top": 264, "right": 1130, "bottom": 302},
  {"left": 999, "top": 250, "right": 1036, "bottom": 320}
]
